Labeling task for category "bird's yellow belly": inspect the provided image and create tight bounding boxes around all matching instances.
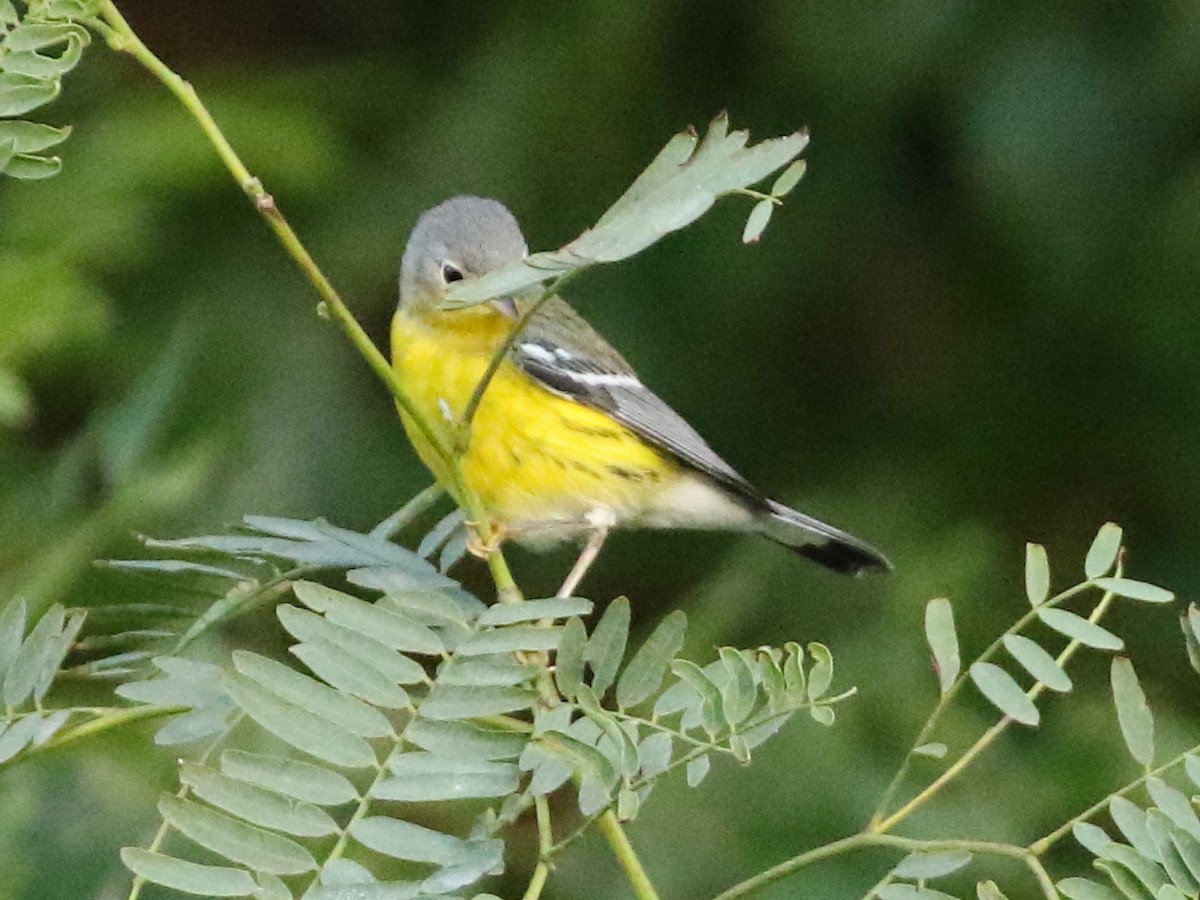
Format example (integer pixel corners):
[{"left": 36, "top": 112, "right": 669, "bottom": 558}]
[{"left": 392, "top": 314, "right": 674, "bottom": 527}]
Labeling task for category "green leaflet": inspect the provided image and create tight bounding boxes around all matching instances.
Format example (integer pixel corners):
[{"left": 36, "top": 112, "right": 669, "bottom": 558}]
[
  {"left": 120, "top": 848, "right": 258, "bottom": 897},
  {"left": 0, "top": 597, "right": 27, "bottom": 680},
  {"left": 405, "top": 718, "right": 528, "bottom": 761},
  {"left": 671, "top": 659, "right": 725, "bottom": 736},
  {"left": 1092, "top": 578, "right": 1174, "bottom": 604},
  {"left": 180, "top": 762, "right": 338, "bottom": 838},
  {"left": 1085, "top": 523, "right": 1123, "bottom": 579},
  {"left": 1109, "top": 797, "right": 1156, "bottom": 862},
  {"left": 1075, "top": 822, "right": 1115, "bottom": 857},
  {"left": 717, "top": 646, "right": 757, "bottom": 726},
  {"left": 1098, "top": 841, "right": 1167, "bottom": 895},
  {"left": 219, "top": 751, "right": 359, "bottom": 806},
  {"left": 232, "top": 650, "right": 394, "bottom": 739},
  {"left": 349, "top": 816, "right": 471, "bottom": 865},
  {"left": 419, "top": 684, "right": 538, "bottom": 719},
  {"left": 616, "top": 610, "right": 686, "bottom": 710},
  {"left": 1146, "top": 777, "right": 1200, "bottom": 841},
  {"left": 1145, "top": 810, "right": 1199, "bottom": 894},
  {"left": 686, "top": 754, "right": 711, "bottom": 787},
  {"left": 157, "top": 794, "right": 316, "bottom": 875},
  {"left": 223, "top": 671, "right": 376, "bottom": 769},
  {"left": 1002, "top": 634, "right": 1072, "bottom": 693},
  {"left": 1025, "top": 542, "right": 1050, "bottom": 606},
  {"left": 444, "top": 115, "right": 809, "bottom": 306},
  {"left": 1037, "top": 608, "right": 1124, "bottom": 651},
  {"left": 554, "top": 616, "right": 587, "bottom": 700},
  {"left": 292, "top": 581, "right": 444, "bottom": 656},
  {"left": 291, "top": 641, "right": 414, "bottom": 709},
  {"left": 976, "top": 880, "right": 1011, "bottom": 900},
  {"left": 741, "top": 199, "right": 773, "bottom": 244},
  {"left": 277, "top": 604, "right": 430, "bottom": 683},
  {"left": 585, "top": 597, "right": 630, "bottom": 698},
  {"left": 373, "top": 753, "right": 519, "bottom": 802},
  {"left": 924, "top": 598, "right": 960, "bottom": 694},
  {"left": 892, "top": 850, "right": 972, "bottom": 879},
  {"left": 3, "top": 603, "right": 65, "bottom": 708},
  {"left": 807, "top": 642, "right": 834, "bottom": 701},
  {"left": 1111, "top": 657, "right": 1154, "bottom": 766},
  {"left": 477, "top": 596, "right": 593, "bottom": 626},
  {"left": 455, "top": 625, "right": 562, "bottom": 656},
  {"left": 1056, "top": 878, "right": 1123, "bottom": 900},
  {"left": 0, "top": 712, "right": 43, "bottom": 764},
  {"left": 969, "top": 662, "right": 1039, "bottom": 726}
]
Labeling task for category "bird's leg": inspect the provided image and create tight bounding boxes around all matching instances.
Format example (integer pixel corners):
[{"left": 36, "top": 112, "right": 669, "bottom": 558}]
[
  {"left": 557, "top": 508, "right": 615, "bottom": 597},
  {"left": 465, "top": 520, "right": 507, "bottom": 558}
]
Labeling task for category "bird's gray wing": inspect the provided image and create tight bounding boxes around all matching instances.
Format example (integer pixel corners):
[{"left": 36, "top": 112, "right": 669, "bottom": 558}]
[{"left": 513, "top": 298, "right": 765, "bottom": 506}]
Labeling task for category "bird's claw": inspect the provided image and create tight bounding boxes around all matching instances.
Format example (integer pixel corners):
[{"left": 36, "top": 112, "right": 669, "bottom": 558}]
[{"left": 465, "top": 521, "right": 506, "bottom": 557}]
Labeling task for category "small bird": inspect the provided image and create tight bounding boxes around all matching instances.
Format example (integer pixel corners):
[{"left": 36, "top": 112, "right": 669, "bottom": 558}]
[{"left": 391, "top": 196, "right": 890, "bottom": 580}]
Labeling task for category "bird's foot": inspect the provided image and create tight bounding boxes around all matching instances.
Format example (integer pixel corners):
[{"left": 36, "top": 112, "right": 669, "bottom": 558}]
[{"left": 465, "top": 521, "right": 506, "bottom": 557}]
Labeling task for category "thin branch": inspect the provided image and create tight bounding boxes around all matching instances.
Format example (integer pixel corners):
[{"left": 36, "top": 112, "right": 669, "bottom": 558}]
[
  {"left": 1029, "top": 738, "right": 1200, "bottom": 856},
  {"left": 458, "top": 276, "right": 573, "bottom": 436},
  {"left": 0, "top": 704, "right": 185, "bottom": 773},
  {"left": 128, "top": 716, "right": 242, "bottom": 900},
  {"left": 96, "top": 1, "right": 525, "bottom": 604},
  {"left": 369, "top": 483, "right": 445, "bottom": 540},
  {"left": 873, "top": 575, "right": 1119, "bottom": 834},
  {"left": 521, "top": 796, "right": 555, "bottom": 900},
  {"left": 713, "top": 832, "right": 1058, "bottom": 900},
  {"left": 871, "top": 579, "right": 1095, "bottom": 827},
  {"left": 96, "top": 2, "right": 452, "bottom": 470},
  {"left": 599, "top": 810, "right": 661, "bottom": 900}
]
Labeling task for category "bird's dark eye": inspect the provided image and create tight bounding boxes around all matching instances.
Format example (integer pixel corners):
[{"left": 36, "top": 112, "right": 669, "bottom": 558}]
[{"left": 441, "top": 263, "right": 464, "bottom": 284}]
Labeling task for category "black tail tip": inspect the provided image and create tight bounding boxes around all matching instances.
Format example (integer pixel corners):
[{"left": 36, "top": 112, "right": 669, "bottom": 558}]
[{"left": 794, "top": 540, "right": 893, "bottom": 577}]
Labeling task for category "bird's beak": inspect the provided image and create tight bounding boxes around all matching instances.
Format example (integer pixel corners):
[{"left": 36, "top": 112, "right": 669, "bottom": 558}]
[{"left": 490, "top": 296, "right": 520, "bottom": 320}]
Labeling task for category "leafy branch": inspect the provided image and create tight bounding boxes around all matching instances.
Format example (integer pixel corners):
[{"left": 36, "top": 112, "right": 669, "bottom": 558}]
[
  {"left": 92, "top": 513, "right": 848, "bottom": 900},
  {"left": 712, "top": 522, "right": 1180, "bottom": 900}
]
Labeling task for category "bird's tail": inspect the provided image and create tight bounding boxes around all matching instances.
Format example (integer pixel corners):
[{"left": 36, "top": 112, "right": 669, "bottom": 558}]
[{"left": 757, "top": 500, "right": 892, "bottom": 576}]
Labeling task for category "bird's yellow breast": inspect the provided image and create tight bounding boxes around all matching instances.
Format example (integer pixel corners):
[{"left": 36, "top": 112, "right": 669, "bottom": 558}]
[{"left": 390, "top": 309, "right": 674, "bottom": 527}]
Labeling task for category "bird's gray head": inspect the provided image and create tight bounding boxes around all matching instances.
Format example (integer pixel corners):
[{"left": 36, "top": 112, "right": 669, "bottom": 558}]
[{"left": 399, "top": 196, "right": 528, "bottom": 314}]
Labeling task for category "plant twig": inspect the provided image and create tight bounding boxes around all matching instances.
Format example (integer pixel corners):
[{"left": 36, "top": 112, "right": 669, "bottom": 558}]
[
  {"left": 128, "top": 716, "right": 242, "bottom": 900},
  {"left": 871, "top": 579, "right": 1095, "bottom": 827},
  {"left": 458, "top": 275, "right": 574, "bottom": 436},
  {"left": 1029, "top": 738, "right": 1200, "bottom": 856},
  {"left": 0, "top": 704, "right": 185, "bottom": 773},
  {"left": 599, "top": 810, "right": 661, "bottom": 900},
  {"left": 95, "top": 1, "right": 525, "bottom": 604},
  {"left": 369, "top": 483, "right": 445, "bottom": 540},
  {"left": 522, "top": 796, "right": 555, "bottom": 900},
  {"left": 712, "top": 832, "right": 1057, "bottom": 900},
  {"left": 96, "top": 2, "right": 450, "bottom": 470},
  {"left": 873, "top": 576, "right": 1117, "bottom": 833}
]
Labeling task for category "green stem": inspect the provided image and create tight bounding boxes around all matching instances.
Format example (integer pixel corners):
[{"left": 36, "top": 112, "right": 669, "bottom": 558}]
[
  {"left": 128, "top": 717, "right": 241, "bottom": 900},
  {"left": 599, "top": 810, "right": 660, "bottom": 900},
  {"left": 870, "top": 579, "right": 1095, "bottom": 827},
  {"left": 96, "top": 2, "right": 451, "bottom": 469},
  {"left": 1029, "top": 739, "right": 1200, "bottom": 856},
  {"left": 96, "top": 1, "right": 525, "bottom": 603},
  {"left": 713, "top": 832, "right": 1057, "bottom": 900},
  {"left": 735, "top": 188, "right": 783, "bottom": 205},
  {"left": 0, "top": 704, "right": 184, "bottom": 772},
  {"left": 872, "top": 577, "right": 1114, "bottom": 833},
  {"left": 458, "top": 278, "right": 570, "bottom": 434},
  {"left": 369, "top": 483, "right": 445, "bottom": 540},
  {"left": 521, "top": 796, "right": 555, "bottom": 900}
]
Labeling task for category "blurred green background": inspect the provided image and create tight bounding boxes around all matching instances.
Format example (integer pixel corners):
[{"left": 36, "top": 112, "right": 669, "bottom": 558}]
[{"left": 2, "top": 1, "right": 1199, "bottom": 897}]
